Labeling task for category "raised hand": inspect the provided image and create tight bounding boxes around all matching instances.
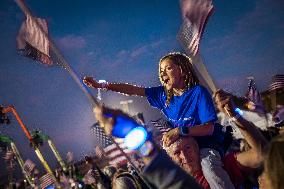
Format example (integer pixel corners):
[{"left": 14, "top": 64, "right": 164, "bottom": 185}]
[
  {"left": 93, "top": 105, "right": 140, "bottom": 138},
  {"left": 213, "top": 89, "right": 237, "bottom": 117},
  {"left": 162, "top": 127, "right": 180, "bottom": 147}
]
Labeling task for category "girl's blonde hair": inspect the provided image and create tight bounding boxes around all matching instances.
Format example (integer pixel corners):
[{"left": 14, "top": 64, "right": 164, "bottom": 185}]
[
  {"left": 264, "top": 134, "right": 284, "bottom": 189},
  {"left": 158, "top": 52, "right": 199, "bottom": 106}
]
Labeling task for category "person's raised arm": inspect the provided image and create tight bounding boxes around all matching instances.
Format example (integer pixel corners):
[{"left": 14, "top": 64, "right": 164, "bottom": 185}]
[
  {"left": 83, "top": 76, "right": 146, "bottom": 97},
  {"left": 93, "top": 105, "right": 202, "bottom": 189},
  {"left": 214, "top": 89, "right": 268, "bottom": 168}
]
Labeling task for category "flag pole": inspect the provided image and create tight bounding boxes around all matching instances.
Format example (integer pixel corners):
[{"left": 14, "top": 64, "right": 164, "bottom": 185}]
[
  {"left": 14, "top": 1, "right": 151, "bottom": 187},
  {"left": 15, "top": 0, "right": 99, "bottom": 107}
]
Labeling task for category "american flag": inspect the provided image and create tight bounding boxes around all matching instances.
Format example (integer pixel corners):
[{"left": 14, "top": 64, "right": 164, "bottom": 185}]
[
  {"left": 17, "top": 14, "right": 52, "bottom": 65},
  {"left": 150, "top": 119, "right": 172, "bottom": 147},
  {"left": 245, "top": 77, "right": 266, "bottom": 115},
  {"left": 3, "top": 150, "right": 14, "bottom": 162},
  {"left": 39, "top": 173, "right": 55, "bottom": 189},
  {"left": 269, "top": 75, "right": 284, "bottom": 91},
  {"left": 95, "top": 145, "right": 105, "bottom": 159},
  {"left": 150, "top": 118, "right": 171, "bottom": 134},
  {"left": 178, "top": 0, "right": 214, "bottom": 56},
  {"left": 66, "top": 151, "right": 74, "bottom": 164},
  {"left": 91, "top": 122, "right": 134, "bottom": 166},
  {"left": 246, "top": 77, "right": 261, "bottom": 104},
  {"left": 273, "top": 105, "right": 284, "bottom": 124},
  {"left": 23, "top": 159, "right": 36, "bottom": 176}
]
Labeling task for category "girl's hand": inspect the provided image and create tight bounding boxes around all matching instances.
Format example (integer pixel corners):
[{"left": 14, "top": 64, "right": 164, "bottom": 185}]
[
  {"left": 162, "top": 127, "right": 180, "bottom": 147},
  {"left": 83, "top": 76, "right": 100, "bottom": 88},
  {"left": 214, "top": 89, "right": 237, "bottom": 117}
]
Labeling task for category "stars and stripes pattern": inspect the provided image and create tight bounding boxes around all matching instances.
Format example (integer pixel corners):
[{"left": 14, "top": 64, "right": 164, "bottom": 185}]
[
  {"left": 246, "top": 77, "right": 261, "bottom": 104},
  {"left": 178, "top": 0, "right": 214, "bottom": 56},
  {"left": 273, "top": 105, "right": 284, "bottom": 125},
  {"left": 66, "top": 151, "right": 74, "bottom": 164},
  {"left": 269, "top": 75, "right": 284, "bottom": 91},
  {"left": 23, "top": 159, "right": 36, "bottom": 176},
  {"left": 245, "top": 77, "right": 266, "bottom": 115},
  {"left": 3, "top": 150, "right": 14, "bottom": 162},
  {"left": 39, "top": 173, "right": 55, "bottom": 189},
  {"left": 91, "top": 122, "right": 134, "bottom": 166},
  {"left": 17, "top": 15, "right": 53, "bottom": 65},
  {"left": 150, "top": 118, "right": 171, "bottom": 134}
]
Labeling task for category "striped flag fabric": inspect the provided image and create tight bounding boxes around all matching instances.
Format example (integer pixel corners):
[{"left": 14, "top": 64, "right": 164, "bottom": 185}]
[
  {"left": 23, "top": 159, "right": 36, "bottom": 176},
  {"left": 66, "top": 151, "right": 74, "bottom": 164},
  {"left": 17, "top": 15, "right": 53, "bottom": 66},
  {"left": 3, "top": 150, "right": 14, "bottom": 161},
  {"left": 269, "top": 75, "right": 284, "bottom": 91},
  {"left": 273, "top": 105, "right": 284, "bottom": 125},
  {"left": 246, "top": 77, "right": 261, "bottom": 104},
  {"left": 103, "top": 139, "right": 134, "bottom": 166},
  {"left": 245, "top": 77, "right": 266, "bottom": 115},
  {"left": 91, "top": 123, "right": 134, "bottom": 167},
  {"left": 178, "top": 0, "right": 214, "bottom": 56},
  {"left": 150, "top": 118, "right": 171, "bottom": 134},
  {"left": 39, "top": 173, "right": 55, "bottom": 189},
  {"left": 150, "top": 119, "right": 172, "bottom": 146},
  {"left": 95, "top": 145, "right": 106, "bottom": 159}
]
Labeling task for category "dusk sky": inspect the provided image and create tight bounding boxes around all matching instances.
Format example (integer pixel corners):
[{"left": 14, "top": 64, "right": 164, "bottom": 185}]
[{"left": 0, "top": 0, "right": 284, "bottom": 177}]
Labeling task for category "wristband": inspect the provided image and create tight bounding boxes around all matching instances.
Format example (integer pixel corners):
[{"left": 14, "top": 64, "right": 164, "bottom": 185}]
[
  {"left": 98, "top": 80, "right": 109, "bottom": 90},
  {"left": 179, "top": 126, "right": 190, "bottom": 136},
  {"left": 230, "top": 108, "right": 243, "bottom": 122}
]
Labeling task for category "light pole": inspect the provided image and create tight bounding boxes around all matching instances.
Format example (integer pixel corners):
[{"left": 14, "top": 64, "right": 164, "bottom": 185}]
[
  {"left": 119, "top": 100, "right": 133, "bottom": 114},
  {"left": 97, "top": 80, "right": 106, "bottom": 101}
]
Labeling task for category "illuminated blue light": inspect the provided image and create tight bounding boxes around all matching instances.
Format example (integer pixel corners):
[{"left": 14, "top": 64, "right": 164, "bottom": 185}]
[
  {"left": 45, "top": 185, "right": 55, "bottom": 189},
  {"left": 234, "top": 108, "right": 243, "bottom": 116},
  {"left": 124, "top": 126, "right": 148, "bottom": 150}
]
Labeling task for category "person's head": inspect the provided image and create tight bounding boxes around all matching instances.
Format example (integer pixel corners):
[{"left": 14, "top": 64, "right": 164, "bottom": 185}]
[
  {"left": 259, "top": 134, "right": 284, "bottom": 189},
  {"left": 103, "top": 165, "right": 117, "bottom": 180},
  {"left": 159, "top": 52, "right": 199, "bottom": 105},
  {"left": 112, "top": 172, "right": 141, "bottom": 189},
  {"left": 164, "top": 136, "right": 200, "bottom": 175}
]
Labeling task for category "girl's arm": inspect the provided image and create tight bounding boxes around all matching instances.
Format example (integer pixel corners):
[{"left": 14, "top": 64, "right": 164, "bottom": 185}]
[{"left": 83, "top": 76, "right": 146, "bottom": 97}]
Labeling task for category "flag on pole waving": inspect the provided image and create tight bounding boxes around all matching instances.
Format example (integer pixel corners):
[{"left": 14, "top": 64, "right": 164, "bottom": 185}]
[
  {"left": 17, "top": 15, "right": 53, "bottom": 66},
  {"left": 178, "top": 0, "right": 213, "bottom": 56}
]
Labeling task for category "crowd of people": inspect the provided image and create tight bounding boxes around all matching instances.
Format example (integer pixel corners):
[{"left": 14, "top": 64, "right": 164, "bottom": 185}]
[
  {"left": 2, "top": 53, "right": 283, "bottom": 189},
  {"left": 83, "top": 52, "right": 284, "bottom": 189}
]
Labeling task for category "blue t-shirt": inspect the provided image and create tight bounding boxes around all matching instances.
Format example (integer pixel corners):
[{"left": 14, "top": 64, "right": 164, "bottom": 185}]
[
  {"left": 145, "top": 85, "right": 225, "bottom": 155},
  {"left": 145, "top": 85, "right": 217, "bottom": 127}
]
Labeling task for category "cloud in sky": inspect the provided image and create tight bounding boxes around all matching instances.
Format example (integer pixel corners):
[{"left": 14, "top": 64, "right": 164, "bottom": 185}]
[
  {"left": 56, "top": 34, "right": 87, "bottom": 50},
  {"left": 74, "top": 36, "right": 176, "bottom": 84},
  {"left": 203, "top": 0, "right": 284, "bottom": 91},
  {"left": 207, "top": 0, "right": 283, "bottom": 54}
]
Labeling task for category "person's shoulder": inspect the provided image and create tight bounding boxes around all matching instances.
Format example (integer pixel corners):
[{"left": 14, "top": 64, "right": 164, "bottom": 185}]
[
  {"left": 191, "top": 84, "right": 209, "bottom": 93},
  {"left": 148, "top": 85, "right": 165, "bottom": 92}
]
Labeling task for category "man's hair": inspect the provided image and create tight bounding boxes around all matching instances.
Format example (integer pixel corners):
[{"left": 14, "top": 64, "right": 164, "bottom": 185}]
[
  {"left": 164, "top": 136, "right": 199, "bottom": 156},
  {"left": 265, "top": 134, "right": 284, "bottom": 189},
  {"left": 158, "top": 52, "right": 199, "bottom": 106},
  {"left": 112, "top": 171, "right": 141, "bottom": 189}
]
